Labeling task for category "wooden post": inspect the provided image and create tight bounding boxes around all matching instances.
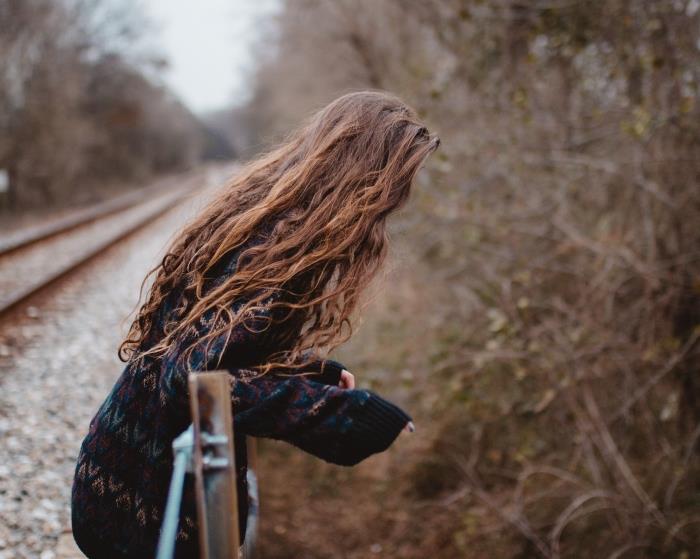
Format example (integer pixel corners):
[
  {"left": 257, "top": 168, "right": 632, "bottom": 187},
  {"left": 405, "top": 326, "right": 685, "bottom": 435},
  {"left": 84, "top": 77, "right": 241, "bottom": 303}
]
[{"left": 189, "top": 371, "right": 240, "bottom": 559}]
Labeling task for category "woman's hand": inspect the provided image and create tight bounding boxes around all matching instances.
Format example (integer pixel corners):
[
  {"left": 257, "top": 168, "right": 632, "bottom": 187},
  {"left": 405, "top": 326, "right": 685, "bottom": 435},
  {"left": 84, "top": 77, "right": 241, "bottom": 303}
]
[{"left": 339, "top": 369, "right": 355, "bottom": 389}]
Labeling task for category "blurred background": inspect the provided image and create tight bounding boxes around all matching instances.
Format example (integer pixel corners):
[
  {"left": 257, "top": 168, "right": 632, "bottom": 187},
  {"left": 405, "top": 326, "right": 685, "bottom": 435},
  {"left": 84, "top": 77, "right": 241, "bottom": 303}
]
[{"left": 1, "top": 0, "right": 700, "bottom": 558}]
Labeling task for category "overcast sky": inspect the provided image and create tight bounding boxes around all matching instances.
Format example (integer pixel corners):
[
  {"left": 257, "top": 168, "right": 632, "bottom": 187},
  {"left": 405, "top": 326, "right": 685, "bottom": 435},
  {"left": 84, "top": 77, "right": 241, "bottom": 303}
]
[{"left": 144, "top": 0, "right": 279, "bottom": 114}]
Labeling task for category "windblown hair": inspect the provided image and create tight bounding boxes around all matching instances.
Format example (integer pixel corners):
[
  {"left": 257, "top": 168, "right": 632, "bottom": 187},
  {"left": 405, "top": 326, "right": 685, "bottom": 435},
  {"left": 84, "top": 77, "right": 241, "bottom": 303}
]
[{"left": 119, "top": 90, "right": 440, "bottom": 374}]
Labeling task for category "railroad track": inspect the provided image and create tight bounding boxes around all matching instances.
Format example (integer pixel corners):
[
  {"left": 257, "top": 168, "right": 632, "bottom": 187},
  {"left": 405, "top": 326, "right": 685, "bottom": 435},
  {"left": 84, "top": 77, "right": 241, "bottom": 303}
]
[
  {"left": 0, "top": 173, "right": 204, "bottom": 319},
  {"left": 0, "top": 185, "right": 164, "bottom": 257}
]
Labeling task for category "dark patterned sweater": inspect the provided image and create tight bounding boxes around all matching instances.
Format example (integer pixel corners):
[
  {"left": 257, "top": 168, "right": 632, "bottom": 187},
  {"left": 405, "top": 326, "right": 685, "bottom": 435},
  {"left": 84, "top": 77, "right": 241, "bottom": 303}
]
[{"left": 71, "top": 239, "right": 412, "bottom": 558}]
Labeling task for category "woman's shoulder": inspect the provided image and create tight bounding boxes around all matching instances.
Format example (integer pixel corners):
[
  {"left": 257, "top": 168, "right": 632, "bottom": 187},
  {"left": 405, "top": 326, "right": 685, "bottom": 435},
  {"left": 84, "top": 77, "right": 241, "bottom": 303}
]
[{"left": 206, "top": 229, "right": 270, "bottom": 286}]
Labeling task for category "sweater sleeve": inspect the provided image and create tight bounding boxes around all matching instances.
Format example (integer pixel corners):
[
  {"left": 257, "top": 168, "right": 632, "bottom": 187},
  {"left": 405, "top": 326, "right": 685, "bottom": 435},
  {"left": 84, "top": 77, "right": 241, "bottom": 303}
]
[
  {"left": 158, "top": 290, "right": 411, "bottom": 466},
  {"left": 230, "top": 373, "right": 411, "bottom": 466}
]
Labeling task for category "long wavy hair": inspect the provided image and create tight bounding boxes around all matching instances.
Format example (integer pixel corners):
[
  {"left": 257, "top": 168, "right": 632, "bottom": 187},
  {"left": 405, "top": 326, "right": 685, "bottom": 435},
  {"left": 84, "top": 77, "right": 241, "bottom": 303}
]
[{"left": 119, "top": 90, "right": 440, "bottom": 374}]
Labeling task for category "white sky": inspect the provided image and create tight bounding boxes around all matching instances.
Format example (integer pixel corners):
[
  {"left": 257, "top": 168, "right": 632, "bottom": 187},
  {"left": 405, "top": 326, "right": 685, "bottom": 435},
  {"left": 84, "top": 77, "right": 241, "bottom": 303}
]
[{"left": 144, "top": 0, "right": 279, "bottom": 114}]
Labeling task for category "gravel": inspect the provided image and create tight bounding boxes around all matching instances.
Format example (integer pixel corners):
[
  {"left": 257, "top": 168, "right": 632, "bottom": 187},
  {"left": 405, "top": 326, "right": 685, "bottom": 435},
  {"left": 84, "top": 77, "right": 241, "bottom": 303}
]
[{"left": 0, "top": 170, "right": 228, "bottom": 558}]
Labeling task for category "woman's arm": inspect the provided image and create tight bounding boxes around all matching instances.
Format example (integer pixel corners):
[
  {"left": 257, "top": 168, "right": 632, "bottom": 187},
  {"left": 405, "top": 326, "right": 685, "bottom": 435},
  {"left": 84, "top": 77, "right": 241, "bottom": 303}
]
[
  {"left": 229, "top": 373, "right": 411, "bottom": 466},
  {"left": 159, "top": 291, "right": 412, "bottom": 466}
]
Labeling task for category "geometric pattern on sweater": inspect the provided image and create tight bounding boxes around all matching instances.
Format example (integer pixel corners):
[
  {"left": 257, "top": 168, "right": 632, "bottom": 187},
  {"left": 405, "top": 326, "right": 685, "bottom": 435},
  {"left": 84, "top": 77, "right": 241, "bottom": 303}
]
[{"left": 71, "top": 237, "right": 412, "bottom": 558}]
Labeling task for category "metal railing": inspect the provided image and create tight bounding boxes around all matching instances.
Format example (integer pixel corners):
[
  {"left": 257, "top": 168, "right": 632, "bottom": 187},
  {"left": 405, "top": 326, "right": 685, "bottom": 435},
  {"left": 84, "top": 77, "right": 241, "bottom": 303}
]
[{"left": 156, "top": 371, "right": 258, "bottom": 559}]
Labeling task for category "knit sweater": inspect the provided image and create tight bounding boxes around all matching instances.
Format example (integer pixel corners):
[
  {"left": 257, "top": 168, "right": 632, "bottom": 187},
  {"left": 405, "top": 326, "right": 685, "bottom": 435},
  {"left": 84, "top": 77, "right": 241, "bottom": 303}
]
[{"left": 70, "top": 237, "right": 412, "bottom": 558}]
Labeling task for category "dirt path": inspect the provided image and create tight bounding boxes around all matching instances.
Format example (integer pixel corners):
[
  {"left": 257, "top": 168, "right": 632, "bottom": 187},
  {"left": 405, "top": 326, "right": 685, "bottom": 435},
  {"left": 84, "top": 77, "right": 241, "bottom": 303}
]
[{"left": 253, "top": 248, "right": 450, "bottom": 559}]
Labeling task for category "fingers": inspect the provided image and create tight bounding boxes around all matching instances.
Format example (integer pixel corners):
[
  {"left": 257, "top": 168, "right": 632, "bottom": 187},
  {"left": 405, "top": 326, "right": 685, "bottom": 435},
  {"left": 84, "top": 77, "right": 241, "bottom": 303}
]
[
  {"left": 339, "top": 369, "right": 355, "bottom": 389},
  {"left": 404, "top": 421, "right": 415, "bottom": 433}
]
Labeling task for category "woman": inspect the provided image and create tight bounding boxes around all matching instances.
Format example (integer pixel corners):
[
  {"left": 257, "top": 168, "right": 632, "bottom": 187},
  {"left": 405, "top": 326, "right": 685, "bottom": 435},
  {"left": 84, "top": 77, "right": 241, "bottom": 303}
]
[{"left": 71, "top": 90, "right": 440, "bottom": 558}]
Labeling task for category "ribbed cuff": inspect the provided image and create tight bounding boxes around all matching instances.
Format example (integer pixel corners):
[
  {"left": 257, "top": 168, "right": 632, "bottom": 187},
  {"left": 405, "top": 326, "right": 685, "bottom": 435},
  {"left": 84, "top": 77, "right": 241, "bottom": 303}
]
[
  {"left": 356, "top": 391, "right": 412, "bottom": 449},
  {"left": 331, "top": 391, "right": 412, "bottom": 465}
]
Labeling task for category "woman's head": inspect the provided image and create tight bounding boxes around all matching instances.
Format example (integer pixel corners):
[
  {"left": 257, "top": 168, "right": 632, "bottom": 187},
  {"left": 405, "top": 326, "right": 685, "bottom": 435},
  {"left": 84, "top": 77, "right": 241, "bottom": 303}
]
[{"left": 120, "top": 90, "right": 440, "bottom": 371}]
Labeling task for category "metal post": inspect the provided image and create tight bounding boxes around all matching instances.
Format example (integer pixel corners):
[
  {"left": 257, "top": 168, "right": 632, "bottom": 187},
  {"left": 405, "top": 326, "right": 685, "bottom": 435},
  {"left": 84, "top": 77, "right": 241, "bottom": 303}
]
[
  {"left": 243, "top": 438, "right": 259, "bottom": 559},
  {"left": 156, "top": 426, "right": 194, "bottom": 559}
]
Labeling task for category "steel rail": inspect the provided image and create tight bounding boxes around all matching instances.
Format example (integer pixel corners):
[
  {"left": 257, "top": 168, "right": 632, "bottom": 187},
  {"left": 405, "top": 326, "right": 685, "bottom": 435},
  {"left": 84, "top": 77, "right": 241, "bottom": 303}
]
[
  {"left": 0, "top": 188, "right": 190, "bottom": 319},
  {"left": 0, "top": 180, "right": 184, "bottom": 257}
]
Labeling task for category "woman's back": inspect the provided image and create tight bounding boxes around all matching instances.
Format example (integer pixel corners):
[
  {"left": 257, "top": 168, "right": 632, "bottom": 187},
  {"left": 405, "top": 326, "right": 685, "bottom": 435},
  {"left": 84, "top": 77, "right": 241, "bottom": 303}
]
[{"left": 71, "top": 90, "right": 438, "bottom": 558}]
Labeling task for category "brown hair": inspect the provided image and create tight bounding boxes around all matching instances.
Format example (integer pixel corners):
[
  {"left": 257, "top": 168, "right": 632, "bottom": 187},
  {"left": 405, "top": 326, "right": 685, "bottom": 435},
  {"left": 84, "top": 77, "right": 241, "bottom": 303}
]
[{"left": 119, "top": 90, "right": 440, "bottom": 373}]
